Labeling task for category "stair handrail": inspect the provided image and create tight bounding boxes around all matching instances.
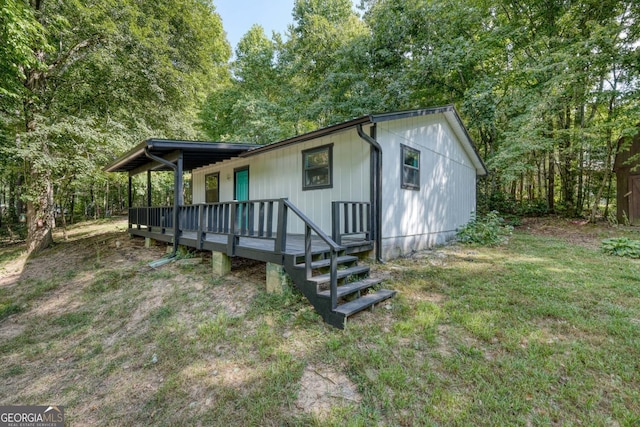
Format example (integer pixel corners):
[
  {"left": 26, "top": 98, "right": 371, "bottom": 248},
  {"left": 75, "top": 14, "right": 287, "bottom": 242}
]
[{"left": 280, "top": 198, "right": 343, "bottom": 310}]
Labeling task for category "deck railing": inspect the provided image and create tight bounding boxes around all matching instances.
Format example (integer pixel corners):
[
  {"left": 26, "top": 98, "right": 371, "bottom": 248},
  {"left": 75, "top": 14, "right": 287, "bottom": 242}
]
[
  {"left": 279, "top": 199, "right": 344, "bottom": 309},
  {"left": 129, "top": 198, "right": 371, "bottom": 310},
  {"left": 331, "top": 201, "right": 371, "bottom": 245},
  {"left": 129, "top": 206, "right": 174, "bottom": 231}
]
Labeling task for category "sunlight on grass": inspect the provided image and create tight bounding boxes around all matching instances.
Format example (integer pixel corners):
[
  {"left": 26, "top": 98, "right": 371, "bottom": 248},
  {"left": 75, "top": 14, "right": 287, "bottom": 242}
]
[
  {"left": 1, "top": 219, "right": 639, "bottom": 425},
  {"left": 454, "top": 310, "right": 501, "bottom": 342}
]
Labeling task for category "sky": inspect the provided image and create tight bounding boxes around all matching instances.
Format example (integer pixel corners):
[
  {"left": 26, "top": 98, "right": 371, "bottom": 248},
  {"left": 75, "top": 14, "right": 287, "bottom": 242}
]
[{"left": 214, "top": 0, "right": 296, "bottom": 54}]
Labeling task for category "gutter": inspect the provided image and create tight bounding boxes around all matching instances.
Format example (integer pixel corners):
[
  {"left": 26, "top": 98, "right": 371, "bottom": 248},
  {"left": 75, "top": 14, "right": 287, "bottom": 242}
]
[
  {"left": 144, "top": 148, "right": 180, "bottom": 257},
  {"left": 357, "top": 124, "right": 384, "bottom": 263}
]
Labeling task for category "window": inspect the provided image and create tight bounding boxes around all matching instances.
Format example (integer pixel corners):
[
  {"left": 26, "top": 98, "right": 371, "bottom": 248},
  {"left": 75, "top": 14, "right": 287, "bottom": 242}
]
[
  {"left": 302, "top": 144, "right": 333, "bottom": 190},
  {"left": 205, "top": 172, "right": 219, "bottom": 203},
  {"left": 401, "top": 145, "right": 420, "bottom": 190}
]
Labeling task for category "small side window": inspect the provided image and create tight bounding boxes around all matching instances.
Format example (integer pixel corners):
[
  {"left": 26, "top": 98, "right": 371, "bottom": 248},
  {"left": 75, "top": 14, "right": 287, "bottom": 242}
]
[
  {"left": 401, "top": 145, "right": 420, "bottom": 190},
  {"left": 205, "top": 172, "right": 219, "bottom": 203},
  {"left": 302, "top": 144, "right": 333, "bottom": 190}
]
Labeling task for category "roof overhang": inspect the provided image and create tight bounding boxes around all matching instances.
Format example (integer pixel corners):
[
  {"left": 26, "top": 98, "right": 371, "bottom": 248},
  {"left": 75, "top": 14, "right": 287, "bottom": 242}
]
[{"left": 104, "top": 139, "right": 261, "bottom": 175}]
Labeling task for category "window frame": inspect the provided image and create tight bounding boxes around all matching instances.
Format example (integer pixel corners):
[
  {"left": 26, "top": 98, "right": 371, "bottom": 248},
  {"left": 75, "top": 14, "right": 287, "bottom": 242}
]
[
  {"left": 401, "top": 144, "right": 420, "bottom": 190},
  {"left": 302, "top": 144, "right": 333, "bottom": 191},
  {"left": 205, "top": 172, "right": 220, "bottom": 203}
]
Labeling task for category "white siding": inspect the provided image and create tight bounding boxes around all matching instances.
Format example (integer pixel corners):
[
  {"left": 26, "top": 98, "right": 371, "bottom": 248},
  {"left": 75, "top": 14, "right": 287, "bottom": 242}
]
[
  {"left": 192, "top": 128, "right": 371, "bottom": 233},
  {"left": 377, "top": 114, "right": 478, "bottom": 259}
]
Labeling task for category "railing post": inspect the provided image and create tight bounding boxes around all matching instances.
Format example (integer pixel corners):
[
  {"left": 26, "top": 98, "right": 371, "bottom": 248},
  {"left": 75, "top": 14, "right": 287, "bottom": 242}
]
[
  {"left": 351, "top": 203, "right": 357, "bottom": 234},
  {"left": 258, "top": 202, "right": 265, "bottom": 237},
  {"left": 197, "top": 204, "right": 204, "bottom": 250},
  {"left": 227, "top": 202, "right": 237, "bottom": 256},
  {"left": 266, "top": 201, "right": 274, "bottom": 238},
  {"left": 275, "top": 199, "right": 288, "bottom": 254},
  {"left": 304, "top": 225, "right": 312, "bottom": 280},
  {"left": 332, "top": 202, "right": 341, "bottom": 245},
  {"left": 330, "top": 250, "right": 338, "bottom": 310}
]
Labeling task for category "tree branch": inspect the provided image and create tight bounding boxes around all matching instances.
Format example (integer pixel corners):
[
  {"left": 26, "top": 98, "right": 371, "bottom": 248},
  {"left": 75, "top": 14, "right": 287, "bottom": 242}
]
[{"left": 48, "top": 38, "right": 94, "bottom": 75}]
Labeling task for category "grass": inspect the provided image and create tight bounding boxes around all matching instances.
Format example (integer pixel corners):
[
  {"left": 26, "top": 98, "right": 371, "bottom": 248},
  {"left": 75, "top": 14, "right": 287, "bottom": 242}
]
[{"left": 0, "top": 218, "right": 638, "bottom": 425}]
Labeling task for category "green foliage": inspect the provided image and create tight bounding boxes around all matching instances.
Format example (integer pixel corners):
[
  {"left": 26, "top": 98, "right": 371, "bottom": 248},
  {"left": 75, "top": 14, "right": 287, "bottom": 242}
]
[
  {"left": 601, "top": 238, "right": 640, "bottom": 259},
  {"left": 457, "top": 211, "right": 513, "bottom": 246},
  {"left": 0, "top": 302, "right": 22, "bottom": 321},
  {"left": 1, "top": 0, "right": 231, "bottom": 251},
  {"left": 197, "top": 0, "right": 638, "bottom": 222},
  {"left": 0, "top": 0, "right": 48, "bottom": 98}
]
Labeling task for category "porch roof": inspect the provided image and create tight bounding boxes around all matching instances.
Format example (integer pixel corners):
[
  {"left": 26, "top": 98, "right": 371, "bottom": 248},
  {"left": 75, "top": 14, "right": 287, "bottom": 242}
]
[{"left": 104, "top": 139, "right": 261, "bottom": 174}]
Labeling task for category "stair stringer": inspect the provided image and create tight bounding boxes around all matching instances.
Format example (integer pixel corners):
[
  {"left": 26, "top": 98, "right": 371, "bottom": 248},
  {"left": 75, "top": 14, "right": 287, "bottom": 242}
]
[{"left": 283, "top": 255, "right": 348, "bottom": 329}]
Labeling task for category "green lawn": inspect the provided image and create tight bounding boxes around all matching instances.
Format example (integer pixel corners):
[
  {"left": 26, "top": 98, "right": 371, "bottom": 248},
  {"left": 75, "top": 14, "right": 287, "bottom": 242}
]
[{"left": 0, "top": 219, "right": 638, "bottom": 426}]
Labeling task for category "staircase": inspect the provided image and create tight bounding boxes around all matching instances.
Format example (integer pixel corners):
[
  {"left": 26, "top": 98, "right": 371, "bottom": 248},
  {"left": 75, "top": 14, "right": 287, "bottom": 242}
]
[{"left": 284, "top": 249, "right": 396, "bottom": 329}]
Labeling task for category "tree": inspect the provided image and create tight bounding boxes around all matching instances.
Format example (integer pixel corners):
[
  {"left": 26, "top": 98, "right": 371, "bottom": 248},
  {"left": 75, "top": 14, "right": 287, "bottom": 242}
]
[
  {"left": 200, "top": 25, "right": 293, "bottom": 144},
  {"left": 1, "top": 0, "right": 229, "bottom": 253}
]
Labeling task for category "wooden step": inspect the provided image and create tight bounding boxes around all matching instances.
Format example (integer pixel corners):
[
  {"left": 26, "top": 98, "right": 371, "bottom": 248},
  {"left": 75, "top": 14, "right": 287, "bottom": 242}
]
[
  {"left": 294, "top": 255, "right": 358, "bottom": 270},
  {"left": 317, "top": 278, "right": 382, "bottom": 299},
  {"left": 306, "top": 265, "right": 370, "bottom": 285},
  {"left": 333, "top": 289, "right": 396, "bottom": 317}
]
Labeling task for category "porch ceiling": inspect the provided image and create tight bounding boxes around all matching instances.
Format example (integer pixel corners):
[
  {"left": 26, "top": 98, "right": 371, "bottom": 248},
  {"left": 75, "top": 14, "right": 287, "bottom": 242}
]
[{"left": 104, "top": 139, "right": 261, "bottom": 174}]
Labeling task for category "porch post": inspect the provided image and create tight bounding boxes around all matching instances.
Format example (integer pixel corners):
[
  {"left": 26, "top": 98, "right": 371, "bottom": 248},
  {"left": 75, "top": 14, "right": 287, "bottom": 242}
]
[
  {"left": 177, "top": 151, "right": 184, "bottom": 205},
  {"left": 128, "top": 175, "right": 133, "bottom": 229},
  {"left": 128, "top": 175, "right": 133, "bottom": 208},
  {"left": 146, "top": 170, "right": 152, "bottom": 207},
  {"left": 171, "top": 152, "right": 182, "bottom": 249}
]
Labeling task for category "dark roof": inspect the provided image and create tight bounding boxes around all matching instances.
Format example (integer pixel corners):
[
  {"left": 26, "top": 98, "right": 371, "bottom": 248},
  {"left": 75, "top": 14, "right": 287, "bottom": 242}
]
[
  {"left": 104, "top": 105, "right": 487, "bottom": 176},
  {"left": 240, "top": 105, "right": 487, "bottom": 175},
  {"left": 104, "top": 139, "right": 261, "bottom": 173}
]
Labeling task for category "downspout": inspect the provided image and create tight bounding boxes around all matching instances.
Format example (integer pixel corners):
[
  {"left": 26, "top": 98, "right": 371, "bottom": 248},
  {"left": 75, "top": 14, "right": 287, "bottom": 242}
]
[
  {"left": 144, "top": 148, "right": 180, "bottom": 256},
  {"left": 357, "top": 124, "right": 383, "bottom": 263}
]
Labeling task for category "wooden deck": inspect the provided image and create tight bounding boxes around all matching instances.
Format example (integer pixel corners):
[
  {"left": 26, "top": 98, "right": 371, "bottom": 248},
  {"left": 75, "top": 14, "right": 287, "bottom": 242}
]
[
  {"left": 130, "top": 226, "right": 372, "bottom": 264},
  {"left": 128, "top": 199, "right": 373, "bottom": 265}
]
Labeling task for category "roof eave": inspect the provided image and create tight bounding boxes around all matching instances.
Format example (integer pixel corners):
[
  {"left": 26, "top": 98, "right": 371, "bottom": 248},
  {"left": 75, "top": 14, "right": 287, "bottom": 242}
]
[
  {"left": 372, "top": 105, "right": 488, "bottom": 176},
  {"left": 103, "top": 139, "right": 262, "bottom": 173},
  {"left": 240, "top": 116, "right": 372, "bottom": 158}
]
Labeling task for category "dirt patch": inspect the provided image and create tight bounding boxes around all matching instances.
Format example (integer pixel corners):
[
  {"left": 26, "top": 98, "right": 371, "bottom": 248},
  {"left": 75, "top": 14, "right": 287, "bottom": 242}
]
[
  {"left": 294, "top": 364, "right": 362, "bottom": 416},
  {"left": 0, "top": 318, "right": 26, "bottom": 341},
  {"left": 519, "top": 217, "right": 632, "bottom": 249}
]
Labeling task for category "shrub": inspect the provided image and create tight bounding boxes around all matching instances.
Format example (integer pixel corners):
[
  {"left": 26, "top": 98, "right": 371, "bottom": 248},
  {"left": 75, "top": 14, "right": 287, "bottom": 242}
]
[
  {"left": 457, "top": 211, "right": 513, "bottom": 246},
  {"left": 601, "top": 237, "right": 640, "bottom": 259}
]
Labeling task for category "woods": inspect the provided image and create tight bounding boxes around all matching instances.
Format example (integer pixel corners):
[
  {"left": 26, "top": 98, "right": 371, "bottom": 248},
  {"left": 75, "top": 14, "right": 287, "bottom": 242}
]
[{"left": 1, "top": 0, "right": 639, "bottom": 252}]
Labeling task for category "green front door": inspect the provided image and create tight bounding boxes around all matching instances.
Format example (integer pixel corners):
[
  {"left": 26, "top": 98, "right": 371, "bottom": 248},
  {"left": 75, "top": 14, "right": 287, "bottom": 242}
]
[
  {"left": 234, "top": 168, "right": 249, "bottom": 201},
  {"left": 235, "top": 168, "right": 249, "bottom": 230}
]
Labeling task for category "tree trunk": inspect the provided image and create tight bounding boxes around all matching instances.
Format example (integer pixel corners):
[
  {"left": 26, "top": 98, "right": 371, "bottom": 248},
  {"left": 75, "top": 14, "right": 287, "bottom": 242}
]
[
  {"left": 25, "top": 168, "right": 55, "bottom": 253},
  {"left": 548, "top": 151, "right": 555, "bottom": 213},
  {"left": 70, "top": 193, "right": 76, "bottom": 224},
  {"left": 590, "top": 131, "right": 614, "bottom": 223}
]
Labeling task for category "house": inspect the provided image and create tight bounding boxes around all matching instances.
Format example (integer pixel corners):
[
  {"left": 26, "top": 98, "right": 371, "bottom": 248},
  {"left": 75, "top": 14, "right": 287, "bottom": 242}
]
[
  {"left": 614, "top": 130, "right": 640, "bottom": 225},
  {"left": 105, "top": 105, "right": 487, "bottom": 328}
]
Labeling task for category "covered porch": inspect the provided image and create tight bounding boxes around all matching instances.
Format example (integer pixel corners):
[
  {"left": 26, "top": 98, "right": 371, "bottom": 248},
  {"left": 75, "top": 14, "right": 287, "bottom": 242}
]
[{"left": 104, "top": 139, "right": 373, "bottom": 263}]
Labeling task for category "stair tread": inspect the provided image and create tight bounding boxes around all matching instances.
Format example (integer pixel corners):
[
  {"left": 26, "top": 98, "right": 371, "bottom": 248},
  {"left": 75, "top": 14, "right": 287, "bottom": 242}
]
[
  {"left": 307, "top": 265, "right": 370, "bottom": 284},
  {"left": 333, "top": 289, "right": 396, "bottom": 317},
  {"left": 294, "top": 255, "right": 358, "bottom": 270},
  {"left": 317, "top": 278, "right": 382, "bottom": 298}
]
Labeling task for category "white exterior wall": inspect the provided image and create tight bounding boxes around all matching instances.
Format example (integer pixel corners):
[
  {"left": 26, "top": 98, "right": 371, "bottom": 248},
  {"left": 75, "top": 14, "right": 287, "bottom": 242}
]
[
  {"left": 377, "top": 114, "right": 478, "bottom": 259},
  {"left": 192, "top": 128, "right": 371, "bottom": 233}
]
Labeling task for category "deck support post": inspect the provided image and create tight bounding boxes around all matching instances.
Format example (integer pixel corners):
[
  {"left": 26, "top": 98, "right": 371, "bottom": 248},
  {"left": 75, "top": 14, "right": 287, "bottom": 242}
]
[
  {"left": 145, "top": 237, "right": 156, "bottom": 248},
  {"left": 211, "top": 251, "right": 231, "bottom": 277},
  {"left": 266, "top": 262, "right": 291, "bottom": 294}
]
